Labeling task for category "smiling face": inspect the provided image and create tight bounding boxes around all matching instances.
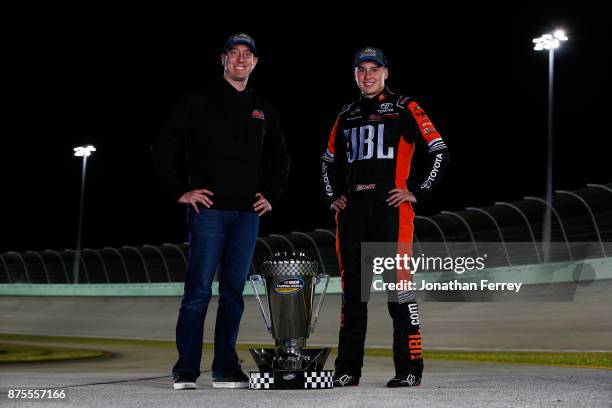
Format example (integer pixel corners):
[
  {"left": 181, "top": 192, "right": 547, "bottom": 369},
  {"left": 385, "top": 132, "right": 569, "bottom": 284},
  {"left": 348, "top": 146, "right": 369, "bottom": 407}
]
[
  {"left": 221, "top": 44, "right": 258, "bottom": 83},
  {"left": 354, "top": 61, "right": 388, "bottom": 98}
]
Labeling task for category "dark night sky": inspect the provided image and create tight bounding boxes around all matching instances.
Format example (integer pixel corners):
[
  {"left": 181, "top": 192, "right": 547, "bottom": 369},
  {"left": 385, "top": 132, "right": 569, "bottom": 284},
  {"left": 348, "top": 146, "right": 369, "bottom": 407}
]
[{"left": 2, "top": 4, "right": 610, "bottom": 252}]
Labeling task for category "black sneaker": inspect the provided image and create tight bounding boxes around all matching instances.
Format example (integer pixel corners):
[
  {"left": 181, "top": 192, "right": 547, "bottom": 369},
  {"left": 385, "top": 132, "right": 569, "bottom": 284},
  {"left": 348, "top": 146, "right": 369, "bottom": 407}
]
[
  {"left": 333, "top": 372, "right": 359, "bottom": 387},
  {"left": 212, "top": 370, "right": 250, "bottom": 388},
  {"left": 386, "top": 373, "right": 421, "bottom": 387},
  {"left": 173, "top": 371, "right": 197, "bottom": 390}
]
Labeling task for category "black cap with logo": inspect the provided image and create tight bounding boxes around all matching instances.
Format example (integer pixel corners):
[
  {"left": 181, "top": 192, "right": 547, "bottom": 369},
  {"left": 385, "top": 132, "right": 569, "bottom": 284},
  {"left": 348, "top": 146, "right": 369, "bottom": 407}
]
[
  {"left": 223, "top": 33, "right": 257, "bottom": 55},
  {"left": 353, "top": 46, "right": 387, "bottom": 68}
]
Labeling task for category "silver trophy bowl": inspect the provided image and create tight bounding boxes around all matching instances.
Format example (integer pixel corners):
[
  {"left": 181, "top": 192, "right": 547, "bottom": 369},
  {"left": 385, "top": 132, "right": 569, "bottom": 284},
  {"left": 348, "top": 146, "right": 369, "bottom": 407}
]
[{"left": 249, "top": 252, "right": 333, "bottom": 389}]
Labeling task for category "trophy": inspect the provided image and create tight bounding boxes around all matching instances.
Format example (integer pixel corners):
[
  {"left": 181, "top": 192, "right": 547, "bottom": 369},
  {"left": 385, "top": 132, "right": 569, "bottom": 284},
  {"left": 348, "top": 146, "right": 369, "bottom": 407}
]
[{"left": 248, "top": 252, "right": 334, "bottom": 390}]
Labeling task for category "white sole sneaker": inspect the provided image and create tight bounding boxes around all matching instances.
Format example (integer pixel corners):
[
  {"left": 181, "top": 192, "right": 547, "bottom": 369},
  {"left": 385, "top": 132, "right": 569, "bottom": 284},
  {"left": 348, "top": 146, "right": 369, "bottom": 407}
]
[
  {"left": 212, "top": 381, "right": 249, "bottom": 389},
  {"left": 173, "top": 382, "right": 197, "bottom": 390}
]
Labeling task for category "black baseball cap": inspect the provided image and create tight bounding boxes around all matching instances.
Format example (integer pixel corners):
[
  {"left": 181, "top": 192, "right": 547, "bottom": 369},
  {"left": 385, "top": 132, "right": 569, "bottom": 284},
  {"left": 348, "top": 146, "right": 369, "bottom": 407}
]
[
  {"left": 353, "top": 46, "right": 387, "bottom": 67},
  {"left": 223, "top": 33, "right": 257, "bottom": 55}
]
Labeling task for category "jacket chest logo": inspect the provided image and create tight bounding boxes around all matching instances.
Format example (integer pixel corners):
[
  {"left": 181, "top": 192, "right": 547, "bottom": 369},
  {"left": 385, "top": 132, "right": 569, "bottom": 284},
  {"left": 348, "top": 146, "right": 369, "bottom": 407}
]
[
  {"left": 251, "top": 110, "right": 265, "bottom": 120},
  {"left": 343, "top": 124, "right": 394, "bottom": 163}
]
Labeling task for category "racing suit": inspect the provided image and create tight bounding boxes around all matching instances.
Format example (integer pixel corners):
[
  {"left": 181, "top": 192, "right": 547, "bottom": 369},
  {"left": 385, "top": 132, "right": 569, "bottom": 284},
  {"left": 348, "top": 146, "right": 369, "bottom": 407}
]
[{"left": 320, "top": 87, "right": 449, "bottom": 378}]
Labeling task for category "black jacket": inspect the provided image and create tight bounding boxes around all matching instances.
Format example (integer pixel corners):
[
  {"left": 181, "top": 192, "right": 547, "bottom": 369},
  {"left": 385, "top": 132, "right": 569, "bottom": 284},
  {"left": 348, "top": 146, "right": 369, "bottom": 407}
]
[{"left": 153, "top": 78, "right": 290, "bottom": 211}]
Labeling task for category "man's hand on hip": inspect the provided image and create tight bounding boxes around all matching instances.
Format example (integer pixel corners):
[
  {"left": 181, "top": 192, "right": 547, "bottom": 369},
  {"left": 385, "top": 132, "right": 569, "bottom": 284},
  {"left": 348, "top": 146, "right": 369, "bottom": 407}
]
[
  {"left": 330, "top": 195, "right": 348, "bottom": 211},
  {"left": 178, "top": 189, "right": 214, "bottom": 213},
  {"left": 254, "top": 193, "right": 272, "bottom": 216},
  {"left": 386, "top": 189, "right": 417, "bottom": 207}
]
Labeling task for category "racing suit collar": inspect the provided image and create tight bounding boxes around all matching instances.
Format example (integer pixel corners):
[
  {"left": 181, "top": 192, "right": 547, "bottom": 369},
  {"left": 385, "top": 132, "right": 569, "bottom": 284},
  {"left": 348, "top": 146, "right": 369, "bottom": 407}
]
[
  {"left": 360, "top": 87, "right": 391, "bottom": 103},
  {"left": 359, "top": 87, "right": 391, "bottom": 110}
]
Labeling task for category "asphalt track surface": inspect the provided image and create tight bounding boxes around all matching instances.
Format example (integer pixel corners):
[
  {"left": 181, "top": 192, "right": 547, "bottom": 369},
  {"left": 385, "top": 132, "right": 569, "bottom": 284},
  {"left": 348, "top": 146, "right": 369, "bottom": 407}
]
[
  {"left": 1, "top": 280, "right": 611, "bottom": 407},
  {"left": 1, "top": 341, "right": 611, "bottom": 408}
]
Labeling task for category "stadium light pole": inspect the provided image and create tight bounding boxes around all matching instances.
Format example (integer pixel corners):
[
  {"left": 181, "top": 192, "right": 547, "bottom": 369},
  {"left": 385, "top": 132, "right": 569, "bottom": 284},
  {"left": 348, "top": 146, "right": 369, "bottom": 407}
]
[
  {"left": 73, "top": 145, "right": 96, "bottom": 284},
  {"left": 532, "top": 29, "right": 568, "bottom": 262}
]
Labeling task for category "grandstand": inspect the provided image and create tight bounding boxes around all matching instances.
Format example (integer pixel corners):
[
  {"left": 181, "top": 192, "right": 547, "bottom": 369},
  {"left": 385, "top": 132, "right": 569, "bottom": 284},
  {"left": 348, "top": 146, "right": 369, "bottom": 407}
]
[{"left": 1, "top": 183, "right": 610, "bottom": 284}]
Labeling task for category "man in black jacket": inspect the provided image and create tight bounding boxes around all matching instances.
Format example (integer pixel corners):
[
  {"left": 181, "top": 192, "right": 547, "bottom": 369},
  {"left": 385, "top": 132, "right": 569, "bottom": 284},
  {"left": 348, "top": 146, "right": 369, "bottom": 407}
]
[
  {"left": 321, "top": 47, "right": 449, "bottom": 388},
  {"left": 152, "top": 33, "right": 290, "bottom": 390}
]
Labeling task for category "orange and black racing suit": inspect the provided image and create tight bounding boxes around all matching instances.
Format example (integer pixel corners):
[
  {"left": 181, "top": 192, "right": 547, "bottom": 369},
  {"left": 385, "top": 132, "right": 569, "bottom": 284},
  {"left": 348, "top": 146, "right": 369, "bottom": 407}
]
[{"left": 320, "top": 87, "right": 449, "bottom": 378}]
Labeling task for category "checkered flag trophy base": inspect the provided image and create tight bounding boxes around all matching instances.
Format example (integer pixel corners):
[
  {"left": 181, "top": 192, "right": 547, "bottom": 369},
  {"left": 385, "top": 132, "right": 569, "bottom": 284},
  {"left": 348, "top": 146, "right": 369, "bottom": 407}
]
[
  {"left": 249, "top": 253, "right": 334, "bottom": 390},
  {"left": 249, "top": 370, "right": 334, "bottom": 390}
]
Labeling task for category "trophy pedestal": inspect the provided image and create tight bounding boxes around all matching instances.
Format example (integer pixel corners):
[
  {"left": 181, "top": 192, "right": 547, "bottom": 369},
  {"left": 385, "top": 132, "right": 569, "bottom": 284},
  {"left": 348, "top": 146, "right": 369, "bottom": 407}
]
[
  {"left": 248, "top": 347, "right": 334, "bottom": 390},
  {"left": 249, "top": 369, "right": 334, "bottom": 390}
]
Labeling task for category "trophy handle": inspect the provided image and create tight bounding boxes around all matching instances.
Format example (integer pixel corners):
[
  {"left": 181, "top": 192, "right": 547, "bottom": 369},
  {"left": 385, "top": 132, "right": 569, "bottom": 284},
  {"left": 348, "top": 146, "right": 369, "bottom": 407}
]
[
  {"left": 310, "top": 273, "right": 330, "bottom": 334},
  {"left": 250, "top": 274, "right": 272, "bottom": 333}
]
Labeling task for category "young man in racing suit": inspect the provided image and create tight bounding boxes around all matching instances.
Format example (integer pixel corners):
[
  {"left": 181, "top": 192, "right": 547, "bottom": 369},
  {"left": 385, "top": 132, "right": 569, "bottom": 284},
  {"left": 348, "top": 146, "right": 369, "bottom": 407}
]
[{"left": 320, "top": 47, "right": 449, "bottom": 387}]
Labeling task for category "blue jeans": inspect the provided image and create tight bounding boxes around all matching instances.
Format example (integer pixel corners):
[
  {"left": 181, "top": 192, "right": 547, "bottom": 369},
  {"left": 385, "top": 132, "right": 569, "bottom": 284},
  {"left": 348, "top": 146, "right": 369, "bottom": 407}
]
[{"left": 172, "top": 207, "right": 259, "bottom": 379}]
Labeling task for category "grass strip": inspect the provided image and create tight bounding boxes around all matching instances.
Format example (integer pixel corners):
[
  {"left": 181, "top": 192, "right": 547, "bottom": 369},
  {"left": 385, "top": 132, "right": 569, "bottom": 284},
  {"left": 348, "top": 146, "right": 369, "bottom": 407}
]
[
  {"left": 0, "top": 342, "right": 106, "bottom": 363},
  {"left": 364, "top": 347, "right": 612, "bottom": 369},
  {"left": 1, "top": 333, "right": 609, "bottom": 369}
]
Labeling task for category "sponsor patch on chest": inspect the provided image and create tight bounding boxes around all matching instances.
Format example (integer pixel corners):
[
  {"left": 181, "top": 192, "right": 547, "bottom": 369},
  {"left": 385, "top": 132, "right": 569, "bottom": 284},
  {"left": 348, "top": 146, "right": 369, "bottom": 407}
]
[
  {"left": 377, "top": 102, "right": 395, "bottom": 113},
  {"left": 251, "top": 110, "right": 265, "bottom": 120}
]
